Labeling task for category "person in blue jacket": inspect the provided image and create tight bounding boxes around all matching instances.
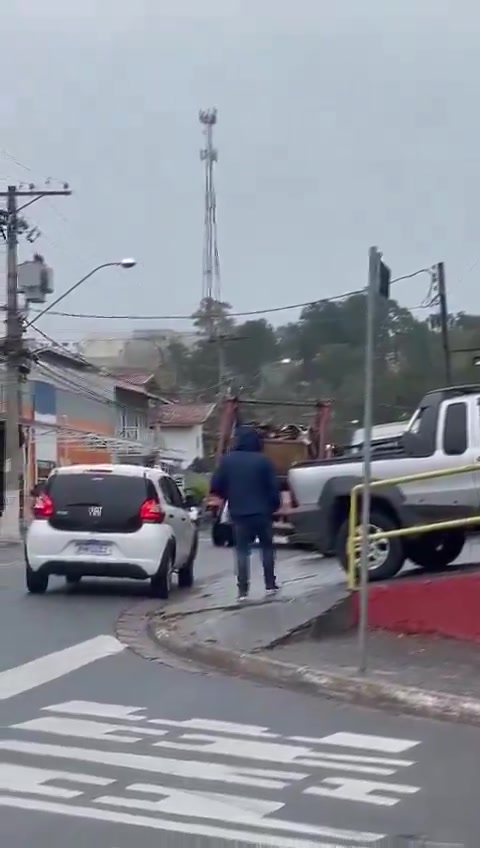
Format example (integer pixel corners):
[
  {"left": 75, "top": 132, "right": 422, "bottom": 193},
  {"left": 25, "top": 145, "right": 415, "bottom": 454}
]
[{"left": 210, "top": 425, "right": 281, "bottom": 601}]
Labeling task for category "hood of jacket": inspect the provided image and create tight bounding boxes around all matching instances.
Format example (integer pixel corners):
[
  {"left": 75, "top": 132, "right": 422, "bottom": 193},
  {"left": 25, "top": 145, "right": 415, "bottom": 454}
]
[{"left": 233, "top": 425, "right": 263, "bottom": 452}]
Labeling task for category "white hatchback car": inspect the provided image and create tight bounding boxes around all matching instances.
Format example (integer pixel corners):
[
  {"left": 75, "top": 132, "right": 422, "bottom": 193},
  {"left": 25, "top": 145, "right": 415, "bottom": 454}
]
[{"left": 25, "top": 463, "right": 198, "bottom": 597}]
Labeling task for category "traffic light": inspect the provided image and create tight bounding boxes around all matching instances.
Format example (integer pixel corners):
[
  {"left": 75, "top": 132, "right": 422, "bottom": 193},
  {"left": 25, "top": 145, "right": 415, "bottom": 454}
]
[{"left": 379, "top": 261, "right": 391, "bottom": 299}]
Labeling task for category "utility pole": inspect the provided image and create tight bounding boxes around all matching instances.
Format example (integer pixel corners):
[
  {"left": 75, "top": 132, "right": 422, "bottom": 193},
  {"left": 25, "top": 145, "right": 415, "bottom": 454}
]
[
  {"left": 0, "top": 184, "right": 71, "bottom": 540},
  {"left": 436, "top": 261, "right": 452, "bottom": 385}
]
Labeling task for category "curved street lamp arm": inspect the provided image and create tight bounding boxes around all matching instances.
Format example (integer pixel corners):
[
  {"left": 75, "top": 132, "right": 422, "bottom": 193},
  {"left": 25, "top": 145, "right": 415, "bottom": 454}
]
[{"left": 26, "top": 262, "right": 119, "bottom": 328}]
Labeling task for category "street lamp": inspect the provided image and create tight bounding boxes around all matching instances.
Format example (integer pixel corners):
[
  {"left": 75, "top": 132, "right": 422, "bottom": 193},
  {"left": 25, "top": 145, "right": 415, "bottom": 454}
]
[{"left": 26, "top": 258, "right": 137, "bottom": 327}]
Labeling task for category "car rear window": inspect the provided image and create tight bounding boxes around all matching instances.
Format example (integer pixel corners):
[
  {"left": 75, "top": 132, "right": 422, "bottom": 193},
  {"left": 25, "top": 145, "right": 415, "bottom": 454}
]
[{"left": 47, "top": 473, "right": 152, "bottom": 507}]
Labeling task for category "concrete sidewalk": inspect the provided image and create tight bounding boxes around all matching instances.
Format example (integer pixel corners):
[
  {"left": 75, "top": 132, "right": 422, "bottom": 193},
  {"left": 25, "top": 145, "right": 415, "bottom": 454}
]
[{"left": 151, "top": 548, "right": 480, "bottom": 728}]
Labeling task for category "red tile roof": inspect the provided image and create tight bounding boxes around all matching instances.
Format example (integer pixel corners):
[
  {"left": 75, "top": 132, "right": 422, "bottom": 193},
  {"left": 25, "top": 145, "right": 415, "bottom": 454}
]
[
  {"left": 113, "top": 371, "right": 155, "bottom": 386},
  {"left": 157, "top": 403, "right": 215, "bottom": 428}
]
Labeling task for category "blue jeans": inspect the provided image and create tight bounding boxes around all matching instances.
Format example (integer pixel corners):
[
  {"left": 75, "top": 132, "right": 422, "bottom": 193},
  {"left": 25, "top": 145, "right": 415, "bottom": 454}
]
[{"left": 233, "top": 515, "right": 276, "bottom": 593}]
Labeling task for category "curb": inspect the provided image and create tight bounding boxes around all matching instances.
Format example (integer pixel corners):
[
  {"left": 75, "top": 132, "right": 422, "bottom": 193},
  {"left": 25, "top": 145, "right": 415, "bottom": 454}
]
[{"left": 150, "top": 618, "right": 480, "bottom": 727}]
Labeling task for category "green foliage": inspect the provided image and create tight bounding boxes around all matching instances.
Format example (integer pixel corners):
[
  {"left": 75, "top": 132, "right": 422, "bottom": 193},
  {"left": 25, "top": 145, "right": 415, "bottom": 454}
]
[{"left": 165, "top": 295, "right": 480, "bottom": 442}]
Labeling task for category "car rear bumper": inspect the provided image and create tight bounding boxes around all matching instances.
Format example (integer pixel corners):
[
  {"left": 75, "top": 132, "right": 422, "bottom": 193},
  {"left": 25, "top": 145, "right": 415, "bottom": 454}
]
[
  {"left": 26, "top": 521, "right": 173, "bottom": 578},
  {"left": 30, "top": 560, "right": 153, "bottom": 580}
]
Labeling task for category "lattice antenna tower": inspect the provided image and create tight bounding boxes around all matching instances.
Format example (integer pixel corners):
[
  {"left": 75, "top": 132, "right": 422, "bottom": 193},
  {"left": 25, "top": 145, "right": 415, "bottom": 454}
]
[{"left": 199, "top": 108, "right": 221, "bottom": 304}]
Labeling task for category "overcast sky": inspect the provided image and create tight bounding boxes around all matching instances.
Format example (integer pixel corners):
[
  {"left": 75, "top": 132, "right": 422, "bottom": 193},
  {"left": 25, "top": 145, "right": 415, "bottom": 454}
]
[{"left": 1, "top": 0, "right": 479, "bottom": 342}]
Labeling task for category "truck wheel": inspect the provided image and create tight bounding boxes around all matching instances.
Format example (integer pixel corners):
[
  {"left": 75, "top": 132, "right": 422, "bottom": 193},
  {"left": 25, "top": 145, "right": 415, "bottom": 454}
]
[
  {"left": 336, "top": 509, "right": 405, "bottom": 582},
  {"left": 407, "top": 531, "right": 465, "bottom": 571}
]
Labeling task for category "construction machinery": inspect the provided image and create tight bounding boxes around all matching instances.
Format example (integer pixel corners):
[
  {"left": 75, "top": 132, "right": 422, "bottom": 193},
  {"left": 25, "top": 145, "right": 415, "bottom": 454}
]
[{"left": 209, "top": 396, "right": 333, "bottom": 546}]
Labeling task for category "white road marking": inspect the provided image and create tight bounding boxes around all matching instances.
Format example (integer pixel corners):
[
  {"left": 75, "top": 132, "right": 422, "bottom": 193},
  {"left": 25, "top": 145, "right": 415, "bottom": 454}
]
[
  {"left": 152, "top": 734, "right": 397, "bottom": 775},
  {"left": 0, "top": 740, "right": 307, "bottom": 789},
  {"left": 12, "top": 718, "right": 168, "bottom": 744},
  {"left": 315, "top": 732, "right": 420, "bottom": 753},
  {"left": 43, "top": 701, "right": 146, "bottom": 722},
  {"left": 0, "top": 763, "right": 113, "bottom": 799},
  {"left": 305, "top": 777, "right": 420, "bottom": 806},
  {"left": 98, "top": 782, "right": 383, "bottom": 842},
  {"left": 149, "top": 717, "right": 279, "bottom": 738},
  {"left": 0, "top": 637, "right": 124, "bottom": 701},
  {"left": 0, "top": 795, "right": 385, "bottom": 847},
  {"left": 0, "top": 701, "right": 422, "bottom": 839}
]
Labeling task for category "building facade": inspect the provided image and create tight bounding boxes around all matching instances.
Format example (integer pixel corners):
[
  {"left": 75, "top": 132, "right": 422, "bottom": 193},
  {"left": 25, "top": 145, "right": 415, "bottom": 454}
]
[{"left": 156, "top": 403, "right": 215, "bottom": 469}]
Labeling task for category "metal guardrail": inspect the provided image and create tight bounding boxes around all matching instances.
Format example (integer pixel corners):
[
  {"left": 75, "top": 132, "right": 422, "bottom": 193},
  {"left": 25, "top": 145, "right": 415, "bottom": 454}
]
[{"left": 347, "top": 463, "right": 480, "bottom": 590}]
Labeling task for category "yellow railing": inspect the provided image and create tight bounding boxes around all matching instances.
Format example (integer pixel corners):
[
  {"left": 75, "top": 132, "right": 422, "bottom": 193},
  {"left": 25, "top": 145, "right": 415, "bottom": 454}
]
[{"left": 347, "top": 463, "right": 480, "bottom": 590}]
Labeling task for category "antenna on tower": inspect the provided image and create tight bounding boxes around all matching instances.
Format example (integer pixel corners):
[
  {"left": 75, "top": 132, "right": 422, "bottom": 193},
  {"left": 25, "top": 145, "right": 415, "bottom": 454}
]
[
  {"left": 199, "top": 108, "right": 220, "bottom": 304},
  {"left": 199, "top": 108, "right": 228, "bottom": 396}
]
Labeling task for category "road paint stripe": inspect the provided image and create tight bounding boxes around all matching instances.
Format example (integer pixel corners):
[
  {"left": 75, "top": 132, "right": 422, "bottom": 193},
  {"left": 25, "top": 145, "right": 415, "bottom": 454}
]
[
  {"left": 98, "top": 782, "right": 383, "bottom": 842},
  {"left": 314, "top": 732, "right": 420, "bottom": 753},
  {"left": 152, "top": 735, "right": 397, "bottom": 775},
  {"left": 0, "top": 740, "right": 307, "bottom": 790},
  {"left": 12, "top": 718, "right": 168, "bottom": 744},
  {"left": 43, "top": 701, "right": 146, "bottom": 721},
  {"left": 0, "top": 795, "right": 385, "bottom": 846},
  {"left": 149, "top": 717, "right": 279, "bottom": 737},
  {"left": 0, "top": 637, "right": 124, "bottom": 701},
  {"left": 0, "top": 762, "right": 113, "bottom": 798},
  {"left": 305, "top": 777, "right": 420, "bottom": 806}
]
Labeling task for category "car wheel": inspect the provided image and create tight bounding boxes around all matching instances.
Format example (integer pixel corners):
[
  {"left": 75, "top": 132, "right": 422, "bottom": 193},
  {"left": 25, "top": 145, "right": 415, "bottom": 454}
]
[
  {"left": 65, "top": 574, "right": 82, "bottom": 585},
  {"left": 336, "top": 509, "right": 405, "bottom": 582},
  {"left": 151, "top": 548, "right": 173, "bottom": 599},
  {"left": 26, "top": 564, "right": 49, "bottom": 595},
  {"left": 178, "top": 534, "right": 198, "bottom": 589},
  {"left": 407, "top": 531, "right": 465, "bottom": 571}
]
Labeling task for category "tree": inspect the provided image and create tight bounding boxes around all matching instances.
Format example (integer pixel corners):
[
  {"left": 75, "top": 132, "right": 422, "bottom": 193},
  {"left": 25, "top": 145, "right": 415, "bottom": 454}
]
[
  {"left": 226, "top": 319, "right": 278, "bottom": 391},
  {"left": 192, "top": 297, "right": 234, "bottom": 337}
]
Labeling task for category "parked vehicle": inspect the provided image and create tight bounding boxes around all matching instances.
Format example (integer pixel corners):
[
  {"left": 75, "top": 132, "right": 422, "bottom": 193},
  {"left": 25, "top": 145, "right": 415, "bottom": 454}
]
[
  {"left": 25, "top": 463, "right": 198, "bottom": 597},
  {"left": 288, "top": 385, "right": 480, "bottom": 580},
  {"left": 347, "top": 420, "right": 407, "bottom": 457},
  {"left": 209, "top": 396, "right": 333, "bottom": 546}
]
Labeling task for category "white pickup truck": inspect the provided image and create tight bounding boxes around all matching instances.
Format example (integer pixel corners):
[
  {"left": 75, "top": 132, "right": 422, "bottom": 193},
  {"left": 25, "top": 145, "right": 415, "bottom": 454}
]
[{"left": 288, "top": 385, "right": 480, "bottom": 580}]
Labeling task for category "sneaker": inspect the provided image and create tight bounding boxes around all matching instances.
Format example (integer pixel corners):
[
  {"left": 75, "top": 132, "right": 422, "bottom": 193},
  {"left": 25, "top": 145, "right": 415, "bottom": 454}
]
[
  {"left": 265, "top": 583, "right": 280, "bottom": 598},
  {"left": 237, "top": 588, "right": 249, "bottom": 603}
]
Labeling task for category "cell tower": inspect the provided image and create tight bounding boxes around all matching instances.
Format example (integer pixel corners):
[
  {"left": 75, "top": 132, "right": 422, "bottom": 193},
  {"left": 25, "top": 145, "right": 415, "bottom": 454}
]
[{"left": 199, "top": 108, "right": 221, "bottom": 303}]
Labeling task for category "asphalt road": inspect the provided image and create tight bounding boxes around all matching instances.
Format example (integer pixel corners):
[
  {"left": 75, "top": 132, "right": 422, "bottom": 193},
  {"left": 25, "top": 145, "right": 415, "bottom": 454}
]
[{"left": 0, "top": 538, "right": 476, "bottom": 848}]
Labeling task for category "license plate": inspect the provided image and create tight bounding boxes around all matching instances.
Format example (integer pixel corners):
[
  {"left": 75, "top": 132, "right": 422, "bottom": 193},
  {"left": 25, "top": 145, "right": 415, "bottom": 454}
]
[{"left": 75, "top": 541, "right": 112, "bottom": 556}]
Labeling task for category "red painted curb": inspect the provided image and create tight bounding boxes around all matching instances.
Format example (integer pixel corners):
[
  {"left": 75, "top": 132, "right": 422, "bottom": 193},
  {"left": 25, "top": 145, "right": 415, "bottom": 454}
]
[{"left": 352, "top": 569, "right": 480, "bottom": 641}]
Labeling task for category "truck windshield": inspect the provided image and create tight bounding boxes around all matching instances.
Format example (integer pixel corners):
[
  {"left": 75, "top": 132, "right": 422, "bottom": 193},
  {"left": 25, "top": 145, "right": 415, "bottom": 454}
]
[{"left": 405, "top": 407, "right": 424, "bottom": 435}]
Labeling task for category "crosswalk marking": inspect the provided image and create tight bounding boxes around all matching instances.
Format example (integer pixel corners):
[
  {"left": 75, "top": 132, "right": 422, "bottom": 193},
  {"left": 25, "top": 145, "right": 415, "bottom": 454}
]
[
  {"left": 43, "top": 700, "right": 146, "bottom": 721},
  {"left": 0, "top": 638, "right": 124, "bottom": 701},
  {"left": 0, "top": 796, "right": 385, "bottom": 848},
  {"left": 0, "top": 740, "right": 307, "bottom": 789},
  {"left": 314, "top": 732, "right": 420, "bottom": 753},
  {"left": 13, "top": 717, "right": 168, "bottom": 743},
  {"left": 306, "top": 777, "right": 421, "bottom": 806},
  {"left": 0, "top": 699, "right": 423, "bottom": 845},
  {"left": 0, "top": 763, "right": 113, "bottom": 798}
]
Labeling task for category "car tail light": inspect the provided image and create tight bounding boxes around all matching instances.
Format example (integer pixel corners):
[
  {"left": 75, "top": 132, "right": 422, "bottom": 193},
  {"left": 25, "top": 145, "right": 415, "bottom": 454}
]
[
  {"left": 33, "top": 493, "right": 55, "bottom": 519},
  {"left": 139, "top": 499, "right": 165, "bottom": 523}
]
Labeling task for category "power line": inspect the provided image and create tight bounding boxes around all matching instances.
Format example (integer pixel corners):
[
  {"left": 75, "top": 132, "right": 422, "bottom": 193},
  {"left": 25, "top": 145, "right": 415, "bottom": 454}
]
[
  {"left": 27, "top": 270, "right": 432, "bottom": 322},
  {"left": 29, "top": 288, "right": 366, "bottom": 320}
]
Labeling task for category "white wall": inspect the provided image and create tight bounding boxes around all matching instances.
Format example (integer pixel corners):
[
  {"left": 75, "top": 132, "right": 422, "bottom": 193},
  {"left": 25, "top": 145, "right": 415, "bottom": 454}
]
[{"left": 160, "top": 425, "right": 203, "bottom": 469}]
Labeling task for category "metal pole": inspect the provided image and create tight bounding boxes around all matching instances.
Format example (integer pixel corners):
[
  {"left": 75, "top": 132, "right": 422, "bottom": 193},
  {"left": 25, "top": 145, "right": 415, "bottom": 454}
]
[
  {"left": 2, "top": 186, "right": 22, "bottom": 541},
  {"left": 358, "top": 246, "right": 380, "bottom": 674},
  {"left": 436, "top": 261, "right": 451, "bottom": 385}
]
